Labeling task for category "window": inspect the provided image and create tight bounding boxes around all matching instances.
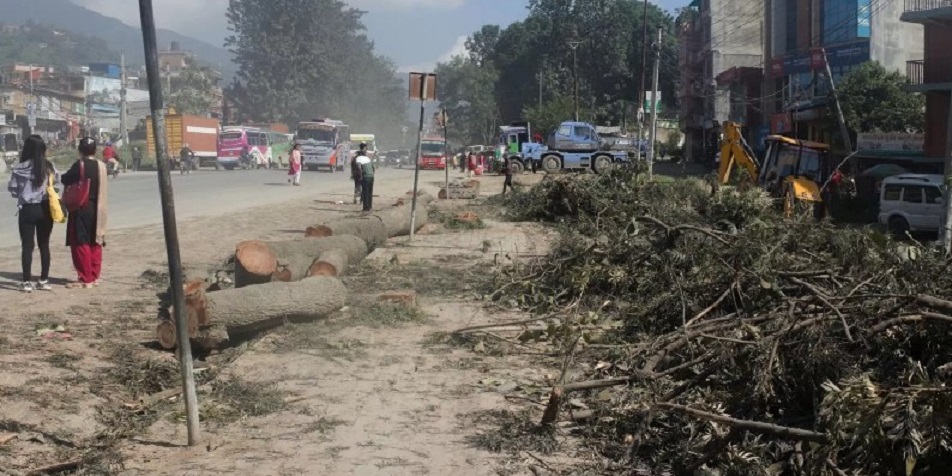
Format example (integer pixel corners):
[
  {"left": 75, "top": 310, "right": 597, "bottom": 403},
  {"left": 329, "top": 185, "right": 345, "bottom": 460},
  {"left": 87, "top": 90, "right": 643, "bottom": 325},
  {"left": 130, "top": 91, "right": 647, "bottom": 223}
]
[
  {"left": 883, "top": 185, "right": 901, "bottom": 201},
  {"left": 574, "top": 126, "right": 592, "bottom": 139},
  {"left": 247, "top": 134, "right": 259, "bottom": 146},
  {"left": 557, "top": 125, "right": 572, "bottom": 136},
  {"left": 785, "top": 0, "right": 797, "bottom": 52},
  {"left": 259, "top": 133, "right": 269, "bottom": 145},
  {"left": 925, "top": 186, "right": 943, "bottom": 204},
  {"left": 822, "top": 0, "right": 857, "bottom": 45},
  {"left": 903, "top": 186, "right": 924, "bottom": 204}
]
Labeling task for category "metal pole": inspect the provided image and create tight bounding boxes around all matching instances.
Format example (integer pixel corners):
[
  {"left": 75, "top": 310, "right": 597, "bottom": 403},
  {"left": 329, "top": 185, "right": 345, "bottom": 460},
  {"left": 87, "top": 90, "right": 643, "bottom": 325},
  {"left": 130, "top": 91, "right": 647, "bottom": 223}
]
[
  {"left": 409, "top": 76, "right": 427, "bottom": 241},
  {"left": 942, "top": 79, "right": 952, "bottom": 253},
  {"left": 120, "top": 53, "right": 129, "bottom": 146},
  {"left": 637, "top": 0, "right": 649, "bottom": 147},
  {"left": 648, "top": 27, "right": 662, "bottom": 180},
  {"left": 573, "top": 46, "right": 579, "bottom": 122},
  {"left": 538, "top": 72, "right": 543, "bottom": 109},
  {"left": 137, "top": 0, "right": 200, "bottom": 446},
  {"left": 822, "top": 48, "right": 854, "bottom": 158},
  {"left": 443, "top": 108, "right": 448, "bottom": 200}
]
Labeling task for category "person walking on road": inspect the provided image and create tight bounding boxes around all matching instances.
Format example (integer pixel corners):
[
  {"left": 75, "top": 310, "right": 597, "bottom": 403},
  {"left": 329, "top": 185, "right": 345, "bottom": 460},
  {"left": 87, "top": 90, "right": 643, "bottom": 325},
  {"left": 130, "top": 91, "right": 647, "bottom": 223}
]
[
  {"left": 131, "top": 146, "right": 142, "bottom": 172},
  {"left": 179, "top": 143, "right": 195, "bottom": 175},
  {"left": 501, "top": 156, "right": 515, "bottom": 194},
  {"left": 351, "top": 143, "right": 367, "bottom": 205},
  {"left": 288, "top": 144, "right": 302, "bottom": 186},
  {"left": 467, "top": 152, "right": 477, "bottom": 178},
  {"left": 62, "top": 137, "right": 108, "bottom": 289},
  {"left": 7, "top": 135, "right": 61, "bottom": 293},
  {"left": 355, "top": 146, "right": 375, "bottom": 213}
]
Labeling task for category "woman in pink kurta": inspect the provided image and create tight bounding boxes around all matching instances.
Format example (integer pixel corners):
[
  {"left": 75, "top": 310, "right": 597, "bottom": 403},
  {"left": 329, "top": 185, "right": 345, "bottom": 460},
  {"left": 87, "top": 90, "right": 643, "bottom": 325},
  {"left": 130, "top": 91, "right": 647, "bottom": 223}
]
[{"left": 288, "top": 144, "right": 302, "bottom": 186}]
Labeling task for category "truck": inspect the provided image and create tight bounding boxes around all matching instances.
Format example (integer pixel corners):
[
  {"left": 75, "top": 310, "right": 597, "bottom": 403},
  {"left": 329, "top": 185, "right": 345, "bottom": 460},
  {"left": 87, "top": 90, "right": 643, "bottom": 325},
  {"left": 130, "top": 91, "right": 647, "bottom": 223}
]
[
  {"left": 1, "top": 124, "right": 21, "bottom": 172},
  {"left": 296, "top": 119, "right": 350, "bottom": 172},
  {"left": 419, "top": 134, "right": 446, "bottom": 170},
  {"left": 494, "top": 122, "right": 545, "bottom": 174},
  {"left": 146, "top": 113, "right": 220, "bottom": 169},
  {"left": 528, "top": 121, "right": 629, "bottom": 174}
]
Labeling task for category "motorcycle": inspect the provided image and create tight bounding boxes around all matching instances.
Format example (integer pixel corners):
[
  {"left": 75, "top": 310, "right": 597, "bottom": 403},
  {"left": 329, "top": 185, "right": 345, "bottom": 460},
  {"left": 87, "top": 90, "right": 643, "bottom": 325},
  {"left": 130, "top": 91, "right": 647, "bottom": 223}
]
[{"left": 106, "top": 158, "right": 121, "bottom": 178}]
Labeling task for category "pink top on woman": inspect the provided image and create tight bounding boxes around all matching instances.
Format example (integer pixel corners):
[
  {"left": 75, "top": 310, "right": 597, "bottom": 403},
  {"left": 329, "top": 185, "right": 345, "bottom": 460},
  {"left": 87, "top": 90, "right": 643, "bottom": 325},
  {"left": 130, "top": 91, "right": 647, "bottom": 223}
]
[{"left": 288, "top": 149, "right": 302, "bottom": 175}]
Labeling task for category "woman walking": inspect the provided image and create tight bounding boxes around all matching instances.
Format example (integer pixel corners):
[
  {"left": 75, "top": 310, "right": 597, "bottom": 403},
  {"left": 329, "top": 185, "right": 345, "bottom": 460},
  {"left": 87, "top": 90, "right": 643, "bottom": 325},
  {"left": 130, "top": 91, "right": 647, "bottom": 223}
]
[
  {"left": 288, "top": 144, "right": 302, "bottom": 186},
  {"left": 62, "top": 137, "right": 108, "bottom": 289},
  {"left": 467, "top": 152, "right": 477, "bottom": 178},
  {"left": 7, "top": 135, "right": 60, "bottom": 292}
]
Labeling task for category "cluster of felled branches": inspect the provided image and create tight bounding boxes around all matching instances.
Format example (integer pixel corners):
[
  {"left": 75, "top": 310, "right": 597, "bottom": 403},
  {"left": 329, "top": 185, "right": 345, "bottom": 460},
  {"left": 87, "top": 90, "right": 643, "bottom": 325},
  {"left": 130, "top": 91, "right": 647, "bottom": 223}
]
[{"left": 494, "top": 171, "right": 952, "bottom": 475}]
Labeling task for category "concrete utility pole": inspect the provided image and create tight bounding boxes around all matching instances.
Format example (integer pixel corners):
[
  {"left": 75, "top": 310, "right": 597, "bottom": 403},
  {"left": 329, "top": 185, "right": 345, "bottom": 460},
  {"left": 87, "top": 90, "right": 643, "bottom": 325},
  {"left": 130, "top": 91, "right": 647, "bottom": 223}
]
[
  {"left": 569, "top": 40, "right": 582, "bottom": 122},
  {"left": 942, "top": 80, "right": 952, "bottom": 253},
  {"left": 137, "top": 0, "right": 200, "bottom": 446},
  {"left": 647, "top": 27, "right": 662, "bottom": 180},
  {"left": 821, "top": 49, "right": 854, "bottom": 157},
  {"left": 637, "top": 0, "right": 649, "bottom": 143},
  {"left": 120, "top": 53, "right": 128, "bottom": 146}
]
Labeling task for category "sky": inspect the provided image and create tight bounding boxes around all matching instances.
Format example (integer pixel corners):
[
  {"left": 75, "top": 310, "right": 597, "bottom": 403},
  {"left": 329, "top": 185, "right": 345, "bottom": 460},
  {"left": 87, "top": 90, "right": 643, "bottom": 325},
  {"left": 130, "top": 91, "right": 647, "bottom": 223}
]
[{"left": 71, "top": 0, "right": 685, "bottom": 71}]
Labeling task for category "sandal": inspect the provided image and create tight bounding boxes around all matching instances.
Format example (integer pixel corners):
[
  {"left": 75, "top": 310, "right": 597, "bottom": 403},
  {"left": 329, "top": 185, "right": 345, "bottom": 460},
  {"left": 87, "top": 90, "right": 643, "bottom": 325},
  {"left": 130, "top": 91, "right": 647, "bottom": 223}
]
[{"left": 65, "top": 282, "right": 93, "bottom": 289}]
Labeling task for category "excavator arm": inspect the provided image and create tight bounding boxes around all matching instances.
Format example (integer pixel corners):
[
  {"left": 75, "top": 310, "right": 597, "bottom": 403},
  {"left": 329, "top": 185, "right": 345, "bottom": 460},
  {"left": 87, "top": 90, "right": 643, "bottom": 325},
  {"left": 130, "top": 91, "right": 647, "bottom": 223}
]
[{"left": 716, "top": 121, "right": 761, "bottom": 184}]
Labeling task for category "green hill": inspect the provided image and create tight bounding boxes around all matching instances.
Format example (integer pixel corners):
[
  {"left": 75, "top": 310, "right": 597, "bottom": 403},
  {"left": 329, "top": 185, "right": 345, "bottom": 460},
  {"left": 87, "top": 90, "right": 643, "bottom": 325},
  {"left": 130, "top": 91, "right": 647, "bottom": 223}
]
[{"left": 0, "top": 23, "right": 119, "bottom": 70}]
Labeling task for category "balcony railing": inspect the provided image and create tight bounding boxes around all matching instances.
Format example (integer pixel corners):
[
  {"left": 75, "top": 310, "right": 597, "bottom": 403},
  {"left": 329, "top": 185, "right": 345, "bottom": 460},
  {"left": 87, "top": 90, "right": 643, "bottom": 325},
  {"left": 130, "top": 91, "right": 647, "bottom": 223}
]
[
  {"left": 905, "top": 0, "right": 952, "bottom": 12},
  {"left": 907, "top": 57, "right": 952, "bottom": 85}
]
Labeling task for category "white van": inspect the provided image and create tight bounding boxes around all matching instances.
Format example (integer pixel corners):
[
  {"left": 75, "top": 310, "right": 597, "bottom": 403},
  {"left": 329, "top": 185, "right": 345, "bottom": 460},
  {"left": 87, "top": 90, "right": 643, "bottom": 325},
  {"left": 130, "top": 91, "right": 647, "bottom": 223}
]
[{"left": 878, "top": 174, "right": 945, "bottom": 234}]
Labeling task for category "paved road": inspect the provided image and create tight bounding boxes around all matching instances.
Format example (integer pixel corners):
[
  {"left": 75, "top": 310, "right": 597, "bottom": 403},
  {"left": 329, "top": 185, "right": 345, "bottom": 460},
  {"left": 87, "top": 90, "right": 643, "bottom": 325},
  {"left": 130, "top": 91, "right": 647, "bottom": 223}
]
[{"left": 0, "top": 167, "right": 422, "bottom": 249}]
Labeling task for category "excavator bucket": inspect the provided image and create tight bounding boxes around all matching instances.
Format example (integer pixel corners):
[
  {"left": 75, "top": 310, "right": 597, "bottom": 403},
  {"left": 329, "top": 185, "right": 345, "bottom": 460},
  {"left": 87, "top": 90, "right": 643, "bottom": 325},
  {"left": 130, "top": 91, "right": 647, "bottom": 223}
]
[{"left": 785, "top": 176, "right": 822, "bottom": 202}]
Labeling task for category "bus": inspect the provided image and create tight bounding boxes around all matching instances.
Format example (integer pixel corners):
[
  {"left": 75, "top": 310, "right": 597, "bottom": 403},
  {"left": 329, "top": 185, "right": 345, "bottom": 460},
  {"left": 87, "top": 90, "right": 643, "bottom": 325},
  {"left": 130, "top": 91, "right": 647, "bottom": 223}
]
[
  {"left": 349, "top": 133, "right": 378, "bottom": 161},
  {"left": 217, "top": 126, "right": 273, "bottom": 170},
  {"left": 296, "top": 119, "right": 350, "bottom": 172},
  {"left": 420, "top": 134, "right": 447, "bottom": 170},
  {"left": 269, "top": 132, "right": 293, "bottom": 168}
]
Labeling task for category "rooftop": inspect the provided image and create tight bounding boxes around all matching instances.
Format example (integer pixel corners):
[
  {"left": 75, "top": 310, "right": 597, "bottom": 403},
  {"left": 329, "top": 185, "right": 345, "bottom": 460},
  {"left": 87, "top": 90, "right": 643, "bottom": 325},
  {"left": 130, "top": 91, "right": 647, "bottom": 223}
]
[{"left": 900, "top": 0, "right": 952, "bottom": 23}]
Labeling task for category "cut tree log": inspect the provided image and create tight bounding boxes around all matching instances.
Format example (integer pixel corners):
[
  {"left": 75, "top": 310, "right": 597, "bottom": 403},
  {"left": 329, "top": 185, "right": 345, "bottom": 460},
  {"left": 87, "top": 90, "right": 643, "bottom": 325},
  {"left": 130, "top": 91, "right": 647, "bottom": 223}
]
[
  {"left": 157, "top": 277, "right": 347, "bottom": 351},
  {"left": 304, "top": 217, "right": 388, "bottom": 250},
  {"left": 268, "top": 235, "right": 369, "bottom": 282},
  {"left": 233, "top": 236, "right": 369, "bottom": 286},
  {"left": 374, "top": 203, "right": 430, "bottom": 238},
  {"left": 234, "top": 240, "right": 279, "bottom": 288},
  {"left": 309, "top": 249, "right": 349, "bottom": 277}
]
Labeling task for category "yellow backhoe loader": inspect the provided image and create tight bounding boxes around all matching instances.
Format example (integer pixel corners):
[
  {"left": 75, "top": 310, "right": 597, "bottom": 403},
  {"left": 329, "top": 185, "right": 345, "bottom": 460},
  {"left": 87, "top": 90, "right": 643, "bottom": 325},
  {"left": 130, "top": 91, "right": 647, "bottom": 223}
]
[{"left": 716, "top": 121, "right": 832, "bottom": 216}]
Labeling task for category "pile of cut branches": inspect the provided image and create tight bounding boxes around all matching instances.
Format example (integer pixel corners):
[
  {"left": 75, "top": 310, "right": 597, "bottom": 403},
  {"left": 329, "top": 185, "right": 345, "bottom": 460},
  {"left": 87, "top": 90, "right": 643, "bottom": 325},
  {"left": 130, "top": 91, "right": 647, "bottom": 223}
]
[{"left": 493, "top": 169, "right": 952, "bottom": 475}]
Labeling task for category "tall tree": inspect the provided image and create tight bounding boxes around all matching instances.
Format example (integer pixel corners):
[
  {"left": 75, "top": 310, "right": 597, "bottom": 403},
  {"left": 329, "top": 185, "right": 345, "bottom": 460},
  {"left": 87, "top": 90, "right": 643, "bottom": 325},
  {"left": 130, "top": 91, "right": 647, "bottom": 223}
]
[
  {"left": 835, "top": 61, "right": 926, "bottom": 134},
  {"left": 434, "top": 55, "right": 500, "bottom": 145},
  {"left": 225, "top": 0, "right": 408, "bottom": 144},
  {"left": 167, "top": 58, "right": 219, "bottom": 115}
]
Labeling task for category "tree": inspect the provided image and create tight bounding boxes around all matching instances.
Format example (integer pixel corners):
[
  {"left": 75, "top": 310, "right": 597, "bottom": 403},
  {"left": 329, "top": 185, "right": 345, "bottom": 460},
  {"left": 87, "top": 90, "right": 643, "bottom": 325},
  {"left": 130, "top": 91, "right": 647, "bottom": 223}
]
[
  {"left": 523, "top": 96, "right": 593, "bottom": 137},
  {"left": 834, "top": 61, "right": 926, "bottom": 134},
  {"left": 225, "top": 0, "right": 408, "bottom": 144},
  {"left": 434, "top": 55, "right": 500, "bottom": 146},
  {"left": 167, "top": 58, "right": 219, "bottom": 115}
]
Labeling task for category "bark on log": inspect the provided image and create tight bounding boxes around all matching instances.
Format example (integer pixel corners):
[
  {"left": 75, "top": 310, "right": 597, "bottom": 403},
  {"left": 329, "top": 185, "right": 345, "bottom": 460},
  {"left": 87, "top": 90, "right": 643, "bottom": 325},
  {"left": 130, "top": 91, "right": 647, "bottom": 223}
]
[
  {"left": 439, "top": 188, "right": 480, "bottom": 200},
  {"left": 157, "top": 278, "right": 347, "bottom": 351},
  {"left": 234, "top": 240, "right": 278, "bottom": 288},
  {"left": 268, "top": 236, "right": 369, "bottom": 282},
  {"left": 374, "top": 204, "right": 429, "bottom": 238},
  {"left": 309, "top": 249, "right": 349, "bottom": 277},
  {"left": 304, "top": 217, "right": 388, "bottom": 251}
]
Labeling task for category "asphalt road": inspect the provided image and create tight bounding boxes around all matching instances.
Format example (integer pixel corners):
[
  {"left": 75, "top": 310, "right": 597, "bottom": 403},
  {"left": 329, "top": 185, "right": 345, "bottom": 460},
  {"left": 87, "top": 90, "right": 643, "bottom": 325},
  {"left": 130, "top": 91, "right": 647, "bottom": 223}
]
[{"left": 0, "top": 166, "right": 421, "bottom": 249}]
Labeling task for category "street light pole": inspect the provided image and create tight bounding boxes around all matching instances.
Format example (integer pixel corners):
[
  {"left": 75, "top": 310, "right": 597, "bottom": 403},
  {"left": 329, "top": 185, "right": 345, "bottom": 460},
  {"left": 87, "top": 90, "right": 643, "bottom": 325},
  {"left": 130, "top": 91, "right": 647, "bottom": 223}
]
[{"left": 569, "top": 40, "right": 582, "bottom": 122}]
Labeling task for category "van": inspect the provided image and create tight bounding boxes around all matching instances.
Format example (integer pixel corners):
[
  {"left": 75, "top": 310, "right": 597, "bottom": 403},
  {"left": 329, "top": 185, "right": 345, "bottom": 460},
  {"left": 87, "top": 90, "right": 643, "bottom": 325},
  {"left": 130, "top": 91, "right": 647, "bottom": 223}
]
[{"left": 878, "top": 174, "right": 945, "bottom": 235}]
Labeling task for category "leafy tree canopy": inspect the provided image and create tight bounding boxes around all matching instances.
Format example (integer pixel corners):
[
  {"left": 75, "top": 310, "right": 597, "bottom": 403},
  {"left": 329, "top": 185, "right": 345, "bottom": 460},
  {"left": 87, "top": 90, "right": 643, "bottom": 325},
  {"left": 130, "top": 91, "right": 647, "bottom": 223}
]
[
  {"left": 167, "top": 58, "right": 219, "bottom": 116},
  {"left": 835, "top": 61, "right": 925, "bottom": 134}
]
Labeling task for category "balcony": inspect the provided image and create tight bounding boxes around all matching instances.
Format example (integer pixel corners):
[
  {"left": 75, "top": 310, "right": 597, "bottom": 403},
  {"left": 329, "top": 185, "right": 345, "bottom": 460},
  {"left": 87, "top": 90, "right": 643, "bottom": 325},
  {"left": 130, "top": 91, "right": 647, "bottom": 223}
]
[
  {"left": 901, "top": 0, "right": 952, "bottom": 23},
  {"left": 906, "top": 57, "right": 952, "bottom": 92}
]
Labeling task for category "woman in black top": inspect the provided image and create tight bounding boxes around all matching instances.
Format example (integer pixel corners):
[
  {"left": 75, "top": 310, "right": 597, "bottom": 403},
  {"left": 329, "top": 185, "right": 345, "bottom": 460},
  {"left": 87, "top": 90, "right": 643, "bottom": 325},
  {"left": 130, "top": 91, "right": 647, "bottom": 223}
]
[{"left": 61, "top": 137, "right": 108, "bottom": 288}]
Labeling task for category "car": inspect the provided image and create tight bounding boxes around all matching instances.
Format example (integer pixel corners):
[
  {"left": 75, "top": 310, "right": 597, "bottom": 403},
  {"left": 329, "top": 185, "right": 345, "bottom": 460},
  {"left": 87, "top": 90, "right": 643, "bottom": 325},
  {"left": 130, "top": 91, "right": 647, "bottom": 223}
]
[{"left": 878, "top": 173, "right": 945, "bottom": 235}]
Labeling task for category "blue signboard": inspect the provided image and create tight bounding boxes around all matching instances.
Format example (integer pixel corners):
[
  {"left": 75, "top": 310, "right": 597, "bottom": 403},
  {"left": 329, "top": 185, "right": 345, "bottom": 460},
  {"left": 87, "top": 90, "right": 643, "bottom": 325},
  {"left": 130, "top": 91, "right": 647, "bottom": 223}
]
[{"left": 857, "top": 0, "right": 871, "bottom": 38}]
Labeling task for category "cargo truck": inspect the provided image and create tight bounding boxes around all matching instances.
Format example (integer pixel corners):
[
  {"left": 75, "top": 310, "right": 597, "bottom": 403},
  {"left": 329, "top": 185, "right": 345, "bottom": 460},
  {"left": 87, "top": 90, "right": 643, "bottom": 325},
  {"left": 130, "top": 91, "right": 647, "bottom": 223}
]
[{"left": 146, "top": 113, "right": 220, "bottom": 169}]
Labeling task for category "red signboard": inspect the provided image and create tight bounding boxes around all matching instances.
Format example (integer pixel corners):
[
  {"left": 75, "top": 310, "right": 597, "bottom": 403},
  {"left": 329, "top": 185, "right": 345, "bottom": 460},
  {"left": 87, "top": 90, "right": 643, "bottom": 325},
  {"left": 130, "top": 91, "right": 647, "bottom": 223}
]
[
  {"left": 810, "top": 48, "right": 826, "bottom": 70},
  {"left": 770, "top": 58, "right": 785, "bottom": 78},
  {"left": 770, "top": 112, "right": 793, "bottom": 134}
]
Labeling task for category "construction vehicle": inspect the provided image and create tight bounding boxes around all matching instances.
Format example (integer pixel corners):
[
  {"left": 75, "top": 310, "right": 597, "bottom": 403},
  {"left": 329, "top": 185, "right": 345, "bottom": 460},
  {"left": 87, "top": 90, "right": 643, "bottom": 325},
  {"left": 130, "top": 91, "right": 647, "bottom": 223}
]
[
  {"left": 494, "top": 122, "right": 545, "bottom": 174},
  {"left": 717, "top": 121, "right": 832, "bottom": 215},
  {"left": 528, "top": 121, "right": 628, "bottom": 174}
]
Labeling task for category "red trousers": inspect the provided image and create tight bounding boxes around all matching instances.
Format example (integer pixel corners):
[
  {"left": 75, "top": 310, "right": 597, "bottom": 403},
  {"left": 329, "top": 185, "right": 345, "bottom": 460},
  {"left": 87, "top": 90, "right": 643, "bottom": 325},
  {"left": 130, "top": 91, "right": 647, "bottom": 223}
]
[{"left": 71, "top": 244, "right": 102, "bottom": 284}]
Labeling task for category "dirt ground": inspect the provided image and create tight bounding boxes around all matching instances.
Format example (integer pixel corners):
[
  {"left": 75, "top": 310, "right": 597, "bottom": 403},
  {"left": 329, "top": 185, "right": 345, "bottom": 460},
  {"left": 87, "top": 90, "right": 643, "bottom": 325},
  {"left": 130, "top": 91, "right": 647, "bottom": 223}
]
[{"left": 0, "top": 169, "right": 565, "bottom": 475}]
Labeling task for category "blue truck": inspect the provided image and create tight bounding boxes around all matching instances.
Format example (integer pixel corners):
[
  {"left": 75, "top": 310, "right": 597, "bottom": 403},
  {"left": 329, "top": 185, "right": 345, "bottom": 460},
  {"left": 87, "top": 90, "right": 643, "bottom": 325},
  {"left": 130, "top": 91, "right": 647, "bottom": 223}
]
[
  {"left": 494, "top": 121, "right": 630, "bottom": 175},
  {"left": 530, "top": 121, "right": 629, "bottom": 174}
]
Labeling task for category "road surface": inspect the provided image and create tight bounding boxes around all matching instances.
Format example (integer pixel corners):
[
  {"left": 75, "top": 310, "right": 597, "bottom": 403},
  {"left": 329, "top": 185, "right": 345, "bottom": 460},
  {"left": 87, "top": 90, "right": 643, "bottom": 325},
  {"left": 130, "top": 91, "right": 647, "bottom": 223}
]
[{"left": 0, "top": 167, "right": 425, "bottom": 249}]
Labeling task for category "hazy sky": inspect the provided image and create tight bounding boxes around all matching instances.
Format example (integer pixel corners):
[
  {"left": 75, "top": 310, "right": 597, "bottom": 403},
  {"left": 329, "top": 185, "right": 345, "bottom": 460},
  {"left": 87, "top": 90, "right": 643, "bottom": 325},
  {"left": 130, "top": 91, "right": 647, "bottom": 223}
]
[{"left": 71, "top": 0, "right": 685, "bottom": 71}]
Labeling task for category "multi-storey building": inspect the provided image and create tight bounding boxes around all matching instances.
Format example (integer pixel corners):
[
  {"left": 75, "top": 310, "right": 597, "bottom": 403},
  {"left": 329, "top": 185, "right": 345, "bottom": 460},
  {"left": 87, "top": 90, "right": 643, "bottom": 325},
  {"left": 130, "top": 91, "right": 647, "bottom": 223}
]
[
  {"left": 678, "top": 0, "right": 764, "bottom": 162},
  {"left": 763, "top": 0, "right": 923, "bottom": 149},
  {"left": 901, "top": 0, "right": 952, "bottom": 160}
]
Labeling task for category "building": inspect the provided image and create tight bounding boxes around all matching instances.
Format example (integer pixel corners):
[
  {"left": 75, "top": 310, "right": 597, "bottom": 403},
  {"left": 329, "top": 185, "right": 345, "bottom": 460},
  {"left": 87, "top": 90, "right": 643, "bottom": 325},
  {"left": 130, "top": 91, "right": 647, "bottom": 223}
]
[
  {"left": 678, "top": 0, "right": 765, "bottom": 162},
  {"left": 0, "top": 84, "right": 84, "bottom": 142},
  {"left": 901, "top": 0, "right": 952, "bottom": 160},
  {"left": 763, "top": 0, "right": 923, "bottom": 149},
  {"left": 159, "top": 41, "right": 190, "bottom": 74}
]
